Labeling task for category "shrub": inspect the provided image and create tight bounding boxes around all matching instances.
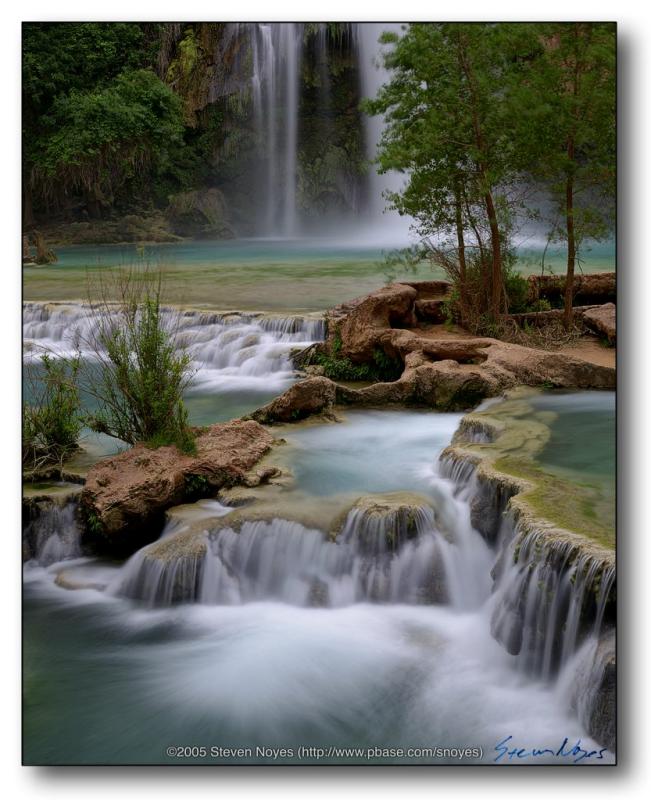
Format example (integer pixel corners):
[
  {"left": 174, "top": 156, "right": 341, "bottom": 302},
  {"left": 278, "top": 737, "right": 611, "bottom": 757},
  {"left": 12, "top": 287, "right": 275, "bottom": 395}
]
[
  {"left": 23, "top": 354, "right": 82, "bottom": 469},
  {"left": 503, "top": 269, "right": 530, "bottom": 314},
  {"left": 81, "top": 266, "right": 196, "bottom": 453}
]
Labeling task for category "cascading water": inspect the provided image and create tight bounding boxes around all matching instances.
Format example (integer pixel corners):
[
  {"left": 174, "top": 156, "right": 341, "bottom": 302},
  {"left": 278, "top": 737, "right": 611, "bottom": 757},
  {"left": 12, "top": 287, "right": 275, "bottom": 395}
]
[
  {"left": 22, "top": 403, "right": 615, "bottom": 763},
  {"left": 23, "top": 501, "right": 82, "bottom": 566},
  {"left": 489, "top": 521, "right": 616, "bottom": 680},
  {"left": 23, "top": 301, "right": 325, "bottom": 396},
  {"left": 112, "top": 502, "right": 474, "bottom": 609},
  {"left": 247, "top": 23, "right": 303, "bottom": 237},
  {"left": 354, "top": 22, "right": 413, "bottom": 242},
  {"left": 241, "top": 22, "right": 412, "bottom": 241}
]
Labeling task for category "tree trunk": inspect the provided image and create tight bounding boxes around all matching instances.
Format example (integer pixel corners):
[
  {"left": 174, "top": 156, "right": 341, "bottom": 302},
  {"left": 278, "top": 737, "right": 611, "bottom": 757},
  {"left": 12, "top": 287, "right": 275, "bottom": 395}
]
[
  {"left": 34, "top": 231, "right": 57, "bottom": 265},
  {"left": 563, "top": 152, "right": 576, "bottom": 329},
  {"left": 23, "top": 183, "right": 35, "bottom": 229},
  {"left": 484, "top": 189, "right": 504, "bottom": 319},
  {"left": 457, "top": 34, "right": 504, "bottom": 321},
  {"left": 563, "top": 24, "right": 582, "bottom": 331},
  {"left": 454, "top": 180, "right": 469, "bottom": 325}
]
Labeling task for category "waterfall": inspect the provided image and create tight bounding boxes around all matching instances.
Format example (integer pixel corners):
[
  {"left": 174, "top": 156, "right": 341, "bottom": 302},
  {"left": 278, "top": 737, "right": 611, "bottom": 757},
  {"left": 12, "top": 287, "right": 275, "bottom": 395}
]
[
  {"left": 23, "top": 302, "right": 325, "bottom": 394},
  {"left": 354, "top": 22, "right": 412, "bottom": 241},
  {"left": 490, "top": 520, "right": 616, "bottom": 680},
  {"left": 248, "top": 23, "right": 303, "bottom": 237},
  {"left": 110, "top": 487, "right": 499, "bottom": 611},
  {"left": 23, "top": 500, "right": 82, "bottom": 565},
  {"left": 244, "top": 22, "right": 411, "bottom": 239},
  {"left": 112, "top": 513, "right": 452, "bottom": 609}
]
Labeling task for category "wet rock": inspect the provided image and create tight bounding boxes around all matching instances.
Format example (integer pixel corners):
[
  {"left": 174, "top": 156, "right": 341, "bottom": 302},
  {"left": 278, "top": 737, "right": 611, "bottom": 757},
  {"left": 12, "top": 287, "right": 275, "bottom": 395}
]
[
  {"left": 80, "top": 420, "right": 274, "bottom": 556},
  {"left": 274, "top": 280, "right": 616, "bottom": 423},
  {"left": 117, "top": 529, "right": 208, "bottom": 606},
  {"left": 22, "top": 498, "right": 82, "bottom": 563},
  {"left": 250, "top": 376, "right": 340, "bottom": 424},
  {"left": 336, "top": 493, "right": 437, "bottom": 554},
  {"left": 584, "top": 630, "right": 616, "bottom": 753},
  {"left": 166, "top": 188, "right": 234, "bottom": 238}
]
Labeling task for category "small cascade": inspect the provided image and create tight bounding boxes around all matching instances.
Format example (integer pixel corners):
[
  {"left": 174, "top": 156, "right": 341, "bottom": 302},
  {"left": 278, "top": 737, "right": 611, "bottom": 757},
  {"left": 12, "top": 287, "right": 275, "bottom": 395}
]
[
  {"left": 23, "top": 302, "right": 325, "bottom": 393},
  {"left": 490, "top": 522, "right": 616, "bottom": 680},
  {"left": 112, "top": 493, "right": 490, "bottom": 608},
  {"left": 175, "top": 310, "right": 324, "bottom": 393},
  {"left": 23, "top": 500, "right": 82, "bottom": 566},
  {"left": 556, "top": 629, "right": 616, "bottom": 753},
  {"left": 115, "top": 535, "right": 206, "bottom": 607}
]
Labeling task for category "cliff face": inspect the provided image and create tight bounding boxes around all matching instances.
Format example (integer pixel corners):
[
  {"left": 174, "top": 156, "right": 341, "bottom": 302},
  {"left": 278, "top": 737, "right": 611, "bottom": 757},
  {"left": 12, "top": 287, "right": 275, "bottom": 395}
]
[{"left": 26, "top": 23, "right": 368, "bottom": 241}]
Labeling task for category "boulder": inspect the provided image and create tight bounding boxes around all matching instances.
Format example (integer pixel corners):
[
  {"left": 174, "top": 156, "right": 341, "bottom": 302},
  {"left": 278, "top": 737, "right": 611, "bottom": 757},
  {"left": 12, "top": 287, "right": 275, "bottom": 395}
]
[
  {"left": 250, "top": 376, "right": 339, "bottom": 424},
  {"left": 256, "top": 278, "right": 616, "bottom": 424},
  {"left": 79, "top": 420, "right": 274, "bottom": 555},
  {"left": 581, "top": 303, "right": 616, "bottom": 344},
  {"left": 336, "top": 283, "right": 418, "bottom": 362},
  {"left": 336, "top": 493, "right": 437, "bottom": 554},
  {"left": 255, "top": 336, "right": 615, "bottom": 423}
]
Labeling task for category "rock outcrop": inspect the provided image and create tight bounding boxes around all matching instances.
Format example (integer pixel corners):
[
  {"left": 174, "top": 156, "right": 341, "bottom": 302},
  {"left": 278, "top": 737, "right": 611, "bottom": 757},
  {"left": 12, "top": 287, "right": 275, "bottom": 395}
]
[
  {"left": 264, "top": 280, "right": 616, "bottom": 424},
  {"left": 251, "top": 376, "right": 341, "bottom": 424},
  {"left": 582, "top": 303, "right": 616, "bottom": 344},
  {"left": 526, "top": 272, "right": 616, "bottom": 306},
  {"left": 79, "top": 420, "right": 274, "bottom": 555},
  {"left": 166, "top": 187, "right": 234, "bottom": 238},
  {"left": 582, "top": 631, "right": 616, "bottom": 754}
]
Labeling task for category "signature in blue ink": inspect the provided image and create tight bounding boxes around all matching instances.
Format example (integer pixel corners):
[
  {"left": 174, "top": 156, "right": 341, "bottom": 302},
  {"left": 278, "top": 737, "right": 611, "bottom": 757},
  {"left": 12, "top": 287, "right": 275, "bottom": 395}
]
[{"left": 494, "top": 735, "right": 609, "bottom": 764}]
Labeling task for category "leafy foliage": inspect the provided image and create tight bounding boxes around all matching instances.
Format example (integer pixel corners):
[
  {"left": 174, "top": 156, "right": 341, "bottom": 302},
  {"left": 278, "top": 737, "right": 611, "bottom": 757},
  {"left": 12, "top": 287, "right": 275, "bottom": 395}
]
[
  {"left": 32, "top": 69, "right": 184, "bottom": 212},
  {"left": 80, "top": 267, "right": 196, "bottom": 453},
  {"left": 364, "top": 23, "right": 615, "bottom": 329},
  {"left": 23, "top": 354, "right": 82, "bottom": 469}
]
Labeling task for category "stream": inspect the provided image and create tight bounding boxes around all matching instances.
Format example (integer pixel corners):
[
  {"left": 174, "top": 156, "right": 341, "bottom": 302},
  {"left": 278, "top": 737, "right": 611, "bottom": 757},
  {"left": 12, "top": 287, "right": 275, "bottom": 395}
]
[{"left": 22, "top": 308, "right": 615, "bottom": 764}]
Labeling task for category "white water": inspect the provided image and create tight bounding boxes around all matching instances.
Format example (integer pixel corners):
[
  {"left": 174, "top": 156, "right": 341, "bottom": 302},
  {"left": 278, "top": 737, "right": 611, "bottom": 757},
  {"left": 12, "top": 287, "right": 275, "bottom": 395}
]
[
  {"left": 241, "top": 22, "right": 413, "bottom": 242},
  {"left": 355, "top": 23, "right": 413, "bottom": 242},
  {"left": 23, "top": 405, "right": 614, "bottom": 763},
  {"left": 23, "top": 302, "right": 325, "bottom": 396},
  {"left": 23, "top": 501, "right": 82, "bottom": 566},
  {"left": 247, "top": 23, "right": 303, "bottom": 236}
]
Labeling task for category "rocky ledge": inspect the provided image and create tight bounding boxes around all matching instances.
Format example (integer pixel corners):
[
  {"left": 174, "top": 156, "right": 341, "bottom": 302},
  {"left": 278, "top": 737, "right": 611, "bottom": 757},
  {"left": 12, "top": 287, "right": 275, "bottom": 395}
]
[
  {"left": 79, "top": 419, "right": 275, "bottom": 556},
  {"left": 439, "top": 393, "right": 615, "bottom": 751},
  {"left": 253, "top": 281, "right": 616, "bottom": 423}
]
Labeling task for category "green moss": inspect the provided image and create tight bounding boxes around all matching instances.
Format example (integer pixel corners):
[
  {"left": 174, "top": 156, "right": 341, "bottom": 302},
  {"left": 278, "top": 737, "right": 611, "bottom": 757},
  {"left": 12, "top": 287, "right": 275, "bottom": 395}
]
[
  {"left": 313, "top": 329, "right": 403, "bottom": 383},
  {"left": 84, "top": 508, "right": 104, "bottom": 537},
  {"left": 453, "top": 390, "right": 614, "bottom": 550},
  {"left": 184, "top": 472, "right": 210, "bottom": 500},
  {"left": 492, "top": 455, "right": 613, "bottom": 548}
]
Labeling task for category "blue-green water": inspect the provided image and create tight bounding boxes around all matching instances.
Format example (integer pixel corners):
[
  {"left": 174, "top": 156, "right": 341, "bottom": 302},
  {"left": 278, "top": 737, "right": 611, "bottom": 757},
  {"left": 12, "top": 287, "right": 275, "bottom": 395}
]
[{"left": 23, "top": 237, "right": 616, "bottom": 312}]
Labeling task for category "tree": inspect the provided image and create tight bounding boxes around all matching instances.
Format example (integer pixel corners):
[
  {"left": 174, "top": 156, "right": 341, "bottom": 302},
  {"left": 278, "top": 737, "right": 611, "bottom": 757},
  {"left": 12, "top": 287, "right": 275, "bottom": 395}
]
[
  {"left": 510, "top": 23, "right": 616, "bottom": 327},
  {"left": 364, "top": 23, "right": 527, "bottom": 324},
  {"left": 32, "top": 69, "right": 184, "bottom": 217},
  {"left": 22, "top": 23, "right": 154, "bottom": 223}
]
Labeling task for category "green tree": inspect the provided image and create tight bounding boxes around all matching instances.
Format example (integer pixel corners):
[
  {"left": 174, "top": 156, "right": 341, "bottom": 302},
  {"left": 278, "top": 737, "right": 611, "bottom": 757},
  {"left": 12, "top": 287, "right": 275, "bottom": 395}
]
[
  {"left": 510, "top": 23, "right": 616, "bottom": 327},
  {"left": 22, "top": 22, "right": 154, "bottom": 223},
  {"left": 32, "top": 69, "right": 184, "bottom": 217},
  {"left": 364, "top": 23, "right": 526, "bottom": 323}
]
